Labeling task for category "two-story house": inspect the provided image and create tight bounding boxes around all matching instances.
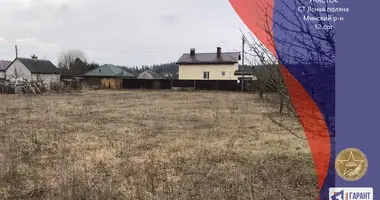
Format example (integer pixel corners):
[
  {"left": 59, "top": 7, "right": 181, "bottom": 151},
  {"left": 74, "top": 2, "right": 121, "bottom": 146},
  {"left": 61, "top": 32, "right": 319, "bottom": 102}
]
[{"left": 176, "top": 47, "right": 241, "bottom": 80}]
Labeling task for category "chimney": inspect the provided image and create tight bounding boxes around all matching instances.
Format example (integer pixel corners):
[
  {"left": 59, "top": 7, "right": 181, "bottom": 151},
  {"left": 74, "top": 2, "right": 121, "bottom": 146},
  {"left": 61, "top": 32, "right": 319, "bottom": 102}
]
[
  {"left": 190, "top": 48, "right": 195, "bottom": 56},
  {"left": 217, "top": 47, "right": 222, "bottom": 58}
]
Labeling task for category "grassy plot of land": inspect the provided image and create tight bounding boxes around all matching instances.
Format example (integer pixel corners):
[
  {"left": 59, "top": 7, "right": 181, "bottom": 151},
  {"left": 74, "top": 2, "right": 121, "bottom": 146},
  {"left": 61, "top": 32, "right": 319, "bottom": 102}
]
[{"left": 0, "top": 90, "right": 317, "bottom": 200}]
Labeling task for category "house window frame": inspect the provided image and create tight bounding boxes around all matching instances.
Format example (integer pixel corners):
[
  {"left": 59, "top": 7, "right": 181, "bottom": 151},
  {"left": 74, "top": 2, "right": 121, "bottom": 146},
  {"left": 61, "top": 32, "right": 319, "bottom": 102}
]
[{"left": 203, "top": 71, "right": 210, "bottom": 80}]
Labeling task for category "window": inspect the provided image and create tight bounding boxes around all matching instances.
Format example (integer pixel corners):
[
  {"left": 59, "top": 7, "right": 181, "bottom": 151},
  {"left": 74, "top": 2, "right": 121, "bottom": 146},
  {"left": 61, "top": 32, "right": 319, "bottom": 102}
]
[
  {"left": 203, "top": 71, "right": 210, "bottom": 80},
  {"left": 221, "top": 71, "right": 226, "bottom": 76}
]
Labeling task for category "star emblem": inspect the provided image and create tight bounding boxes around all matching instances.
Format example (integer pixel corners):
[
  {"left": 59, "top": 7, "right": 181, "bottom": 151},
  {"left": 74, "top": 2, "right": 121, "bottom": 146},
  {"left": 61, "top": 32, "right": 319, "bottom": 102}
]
[
  {"left": 335, "top": 148, "right": 368, "bottom": 181},
  {"left": 338, "top": 151, "right": 364, "bottom": 176}
]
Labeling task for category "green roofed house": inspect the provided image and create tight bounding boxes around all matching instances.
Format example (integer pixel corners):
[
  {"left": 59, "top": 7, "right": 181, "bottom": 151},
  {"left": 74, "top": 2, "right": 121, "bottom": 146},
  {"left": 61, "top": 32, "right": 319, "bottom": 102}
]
[{"left": 83, "top": 64, "right": 134, "bottom": 89}]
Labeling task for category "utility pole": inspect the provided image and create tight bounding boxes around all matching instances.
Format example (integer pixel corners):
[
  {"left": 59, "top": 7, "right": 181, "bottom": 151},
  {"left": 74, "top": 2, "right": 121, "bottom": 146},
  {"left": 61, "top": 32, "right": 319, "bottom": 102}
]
[
  {"left": 15, "top": 45, "right": 18, "bottom": 58},
  {"left": 241, "top": 35, "right": 245, "bottom": 91}
]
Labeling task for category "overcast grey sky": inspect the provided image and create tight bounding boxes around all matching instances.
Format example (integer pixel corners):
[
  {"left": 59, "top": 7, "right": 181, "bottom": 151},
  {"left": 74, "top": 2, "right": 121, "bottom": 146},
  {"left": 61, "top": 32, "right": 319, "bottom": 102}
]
[{"left": 0, "top": 0, "right": 250, "bottom": 66}]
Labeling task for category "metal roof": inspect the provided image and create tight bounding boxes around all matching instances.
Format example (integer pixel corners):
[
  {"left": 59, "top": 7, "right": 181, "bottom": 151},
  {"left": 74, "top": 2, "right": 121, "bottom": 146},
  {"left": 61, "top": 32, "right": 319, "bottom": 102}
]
[
  {"left": 176, "top": 52, "right": 241, "bottom": 65},
  {"left": 83, "top": 64, "right": 134, "bottom": 77},
  {"left": 6, "top": 58, "right": 59, "bottom": 74},
  {"left": 137, "top": 70, "right": 160, "bottom": 79}
]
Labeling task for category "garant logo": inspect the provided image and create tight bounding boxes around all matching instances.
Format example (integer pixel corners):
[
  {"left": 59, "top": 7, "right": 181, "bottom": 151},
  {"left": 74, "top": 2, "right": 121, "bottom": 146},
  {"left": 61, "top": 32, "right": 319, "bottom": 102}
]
[{"left": 329, "top": 188, "right": 373, "bottom": 200}]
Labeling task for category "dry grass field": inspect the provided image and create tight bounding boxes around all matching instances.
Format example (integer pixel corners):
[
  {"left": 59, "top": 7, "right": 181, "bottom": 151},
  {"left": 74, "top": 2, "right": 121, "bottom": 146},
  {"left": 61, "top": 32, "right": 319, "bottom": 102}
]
[{"left": 0, "top": 90, "right": 318, "bottom": 200}]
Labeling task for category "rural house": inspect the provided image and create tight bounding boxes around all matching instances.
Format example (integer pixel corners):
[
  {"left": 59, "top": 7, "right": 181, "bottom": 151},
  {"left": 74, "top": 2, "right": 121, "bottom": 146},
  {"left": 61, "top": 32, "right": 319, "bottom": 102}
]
[
  {"left": 5, "top": 57, "right": 60, "bottom": 86},
  {"left": 161, "top": 72, "right": 173, "bottom": 79},
  {"left": 176, "top": 47, "right": 241, "bottom": 80},
  {"left": 83, "top": 64, "right": 134, "bottom": 89},
  {"left": 0, "top": 60, "right": 11, "bottom": 80},
  {"left": 234, "top": 65, "right": 257, "bottom": 81},
  {"left": 137, "top": 70, "right": 160, "bottom": 79}
]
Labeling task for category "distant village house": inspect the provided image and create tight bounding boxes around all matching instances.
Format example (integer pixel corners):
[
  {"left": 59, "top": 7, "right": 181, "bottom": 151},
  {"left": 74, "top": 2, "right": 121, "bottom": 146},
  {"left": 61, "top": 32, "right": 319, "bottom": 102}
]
[
  {"left": 83, "top": 64, "right": 134, "bottom": 89},
  {"left": 4, "top": 57, "right": 60, "bottom": 87},
  {"left": 137, "top": 70, "right": 160, "bottom": 79},
  {"left": 0, "top": 60, "right": 11, "bottom": 80}
]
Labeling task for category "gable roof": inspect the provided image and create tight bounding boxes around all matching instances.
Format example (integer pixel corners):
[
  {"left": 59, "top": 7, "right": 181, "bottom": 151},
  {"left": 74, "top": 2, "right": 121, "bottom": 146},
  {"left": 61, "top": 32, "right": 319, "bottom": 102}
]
[
  {"left": 83, "top": 64, "right": 134, "bottom": 77},
  {"left": 176, "top": 52, "right": 241, "bottom": 65},
  {"left": 137, "top": 70, "right": 160, "bottom": 79},
  {"left": 0, "top": 60, "right": 12, "bottom": 71},
  {"left": 7, "top": 58, "right": 60, "bottom": 74}
]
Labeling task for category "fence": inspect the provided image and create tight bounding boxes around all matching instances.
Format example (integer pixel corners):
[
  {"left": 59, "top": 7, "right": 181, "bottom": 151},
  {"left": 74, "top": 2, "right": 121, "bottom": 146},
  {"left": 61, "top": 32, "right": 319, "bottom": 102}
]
[{"left": 122, "top": 79, "right": 261, "bottom": 91}]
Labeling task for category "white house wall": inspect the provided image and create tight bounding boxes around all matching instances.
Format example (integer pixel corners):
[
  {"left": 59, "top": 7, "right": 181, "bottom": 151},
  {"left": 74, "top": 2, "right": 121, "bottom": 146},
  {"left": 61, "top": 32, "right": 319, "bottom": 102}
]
[
  {"left": 32, "top": 74, "right": 60, "bottom": 87},
  {"left": 31, "top": 74, "right": 60, "bottom": 83},
  {"left": 5, "top": 60, "right": 32, "bottom": 81},
  {"left": 179, "top": 63, "right": 239, "bottom": 80}
]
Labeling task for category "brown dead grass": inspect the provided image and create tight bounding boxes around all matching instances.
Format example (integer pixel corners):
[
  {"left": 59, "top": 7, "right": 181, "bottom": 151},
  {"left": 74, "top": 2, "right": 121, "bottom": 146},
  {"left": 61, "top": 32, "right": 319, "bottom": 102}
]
[{"left": 0, "top": 90, "right": 317, "bottom": 200}]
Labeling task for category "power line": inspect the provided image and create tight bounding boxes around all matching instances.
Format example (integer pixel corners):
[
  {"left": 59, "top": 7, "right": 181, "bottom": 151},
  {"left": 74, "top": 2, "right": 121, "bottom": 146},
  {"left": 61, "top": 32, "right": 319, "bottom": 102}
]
[
  {"left": 12, "top": 37, "right": 245, "bottom": 67},
  {"left": 89, "top": 37, "right": 242, "bottom": 54},
  {"left": 133, "top": 40, "right": 240, "bottom": 52}
]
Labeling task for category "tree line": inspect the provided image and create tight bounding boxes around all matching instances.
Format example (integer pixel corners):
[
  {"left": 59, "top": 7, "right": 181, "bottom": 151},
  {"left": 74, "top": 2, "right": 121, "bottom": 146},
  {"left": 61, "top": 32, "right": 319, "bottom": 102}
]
[{"left": 55, "top": 50, "right": 179, "bottom": 77}]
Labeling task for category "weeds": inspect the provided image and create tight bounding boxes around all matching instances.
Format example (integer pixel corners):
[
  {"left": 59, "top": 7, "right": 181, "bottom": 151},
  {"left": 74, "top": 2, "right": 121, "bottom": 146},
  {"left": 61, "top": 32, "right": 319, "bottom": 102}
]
[{"left": 0, "top": 90, "right": 317, "bottom": 200}]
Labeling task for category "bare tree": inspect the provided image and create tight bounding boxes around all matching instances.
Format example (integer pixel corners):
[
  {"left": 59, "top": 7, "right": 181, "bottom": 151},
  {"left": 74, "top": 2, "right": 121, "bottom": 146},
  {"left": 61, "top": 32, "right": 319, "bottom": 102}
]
[
  {"left": 236, "top": 3, "right": 337, "bottom": 196},
  {"left": 57, "top": 50, "right": 87, "bottom": 69},
  {"left": 7, "top": 67, "right": 28, "bottom": 81},
  {"left": 240, "top": 0, "right": 335, "bottom": 138}
]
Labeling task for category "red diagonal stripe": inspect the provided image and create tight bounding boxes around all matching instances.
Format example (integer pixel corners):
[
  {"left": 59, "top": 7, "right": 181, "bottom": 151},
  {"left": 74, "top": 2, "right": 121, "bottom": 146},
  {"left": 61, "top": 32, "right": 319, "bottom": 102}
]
[{"left": 229, "top": 1, "right": 332, "bottom": 199}]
